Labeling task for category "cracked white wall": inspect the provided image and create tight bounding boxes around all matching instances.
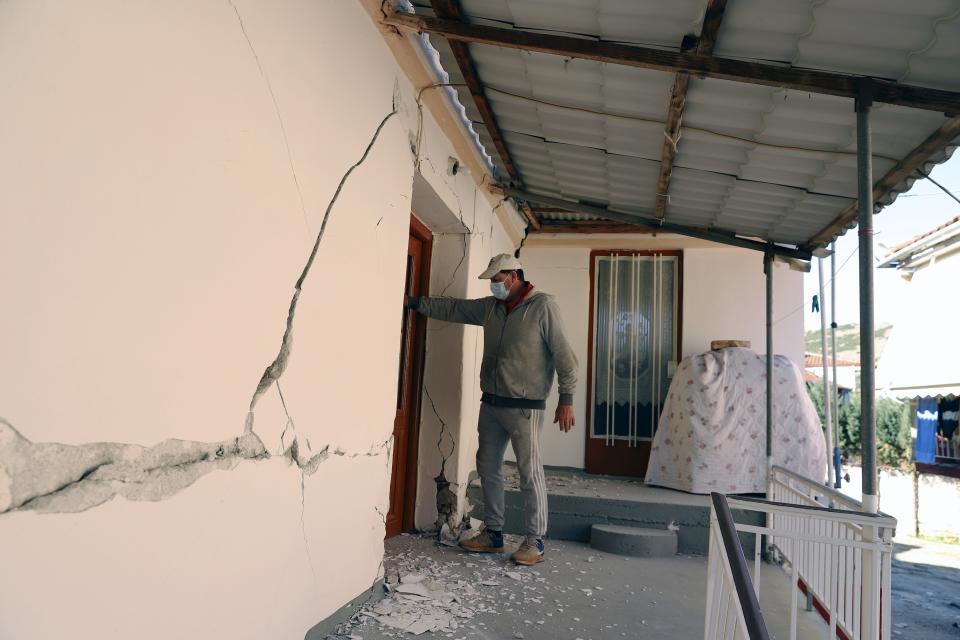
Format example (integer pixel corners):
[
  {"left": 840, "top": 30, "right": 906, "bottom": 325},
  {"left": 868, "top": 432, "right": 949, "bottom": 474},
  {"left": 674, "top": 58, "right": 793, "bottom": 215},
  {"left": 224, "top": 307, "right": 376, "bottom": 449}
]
[
  {"left": 403, "top": 78, "right": 522, "bottom": 533},
  {"left": 414, "top": 227, "right": 517, "bottom": 532},
  {"left": 0, "top": 0, "right": 520, "bottom": 638},
  {"left": 518, "top": 240, "right": 804, "bottom": 469}
]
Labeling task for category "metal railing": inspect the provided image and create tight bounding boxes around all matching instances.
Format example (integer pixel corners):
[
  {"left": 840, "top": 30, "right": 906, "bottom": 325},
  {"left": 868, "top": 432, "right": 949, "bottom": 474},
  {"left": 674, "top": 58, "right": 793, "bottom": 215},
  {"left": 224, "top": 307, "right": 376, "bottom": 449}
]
[
  {"left": 768, "top": 465, "right": 869, "bottom": 511},
  {"left": 936, "top": 434, "right": 959, "bottom": 461},
  {"left": 754, "top": 467, "right": 897, "bottom": 640},
  {"left": 705, "top": 493, "right": 770, "bottom": 640}
]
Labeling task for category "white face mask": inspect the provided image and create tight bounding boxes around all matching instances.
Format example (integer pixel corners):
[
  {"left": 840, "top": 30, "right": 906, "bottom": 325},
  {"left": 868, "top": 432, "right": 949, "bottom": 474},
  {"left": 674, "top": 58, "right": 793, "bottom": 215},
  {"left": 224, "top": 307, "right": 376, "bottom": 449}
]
[{"left": 490, "top": 280, "right": 510, "bottom": 300}]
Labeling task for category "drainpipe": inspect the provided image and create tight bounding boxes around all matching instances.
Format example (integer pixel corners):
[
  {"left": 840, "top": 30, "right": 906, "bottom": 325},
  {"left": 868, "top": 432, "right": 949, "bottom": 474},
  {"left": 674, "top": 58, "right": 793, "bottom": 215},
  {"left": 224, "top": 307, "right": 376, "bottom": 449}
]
[
  {"left": 831, "top": 244, "right": 842, "bottom": 488},
  {"left": 765, "top": 249, "right": 774, "bottom": 495},
  {"left": 856, "top": 78, "right": 880, "bottom": 640},
  {"left": 818, "top": 259, "right": 833, "bottom": 486}
]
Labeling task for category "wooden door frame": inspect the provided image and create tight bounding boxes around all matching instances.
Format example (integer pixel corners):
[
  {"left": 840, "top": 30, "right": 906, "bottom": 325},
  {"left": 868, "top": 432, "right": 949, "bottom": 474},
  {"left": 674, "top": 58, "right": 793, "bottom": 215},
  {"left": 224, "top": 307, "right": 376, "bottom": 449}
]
[
  {"left": 400, "top": 214, "right": 432, "bottom": 532},
  {"left": 583, "top": 249, "right": 684, "bottom": 475}
]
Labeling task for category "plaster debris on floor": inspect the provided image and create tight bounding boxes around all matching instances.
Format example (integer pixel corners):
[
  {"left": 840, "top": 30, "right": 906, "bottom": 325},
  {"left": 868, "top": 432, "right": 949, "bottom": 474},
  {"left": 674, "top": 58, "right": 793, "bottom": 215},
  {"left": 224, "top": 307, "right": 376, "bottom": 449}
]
[
  {"left": 327, "top": 532, "right": 682, "bottom": 640},
  {"left": 346, "top": 532, "right": 531, "bottom": 637}
]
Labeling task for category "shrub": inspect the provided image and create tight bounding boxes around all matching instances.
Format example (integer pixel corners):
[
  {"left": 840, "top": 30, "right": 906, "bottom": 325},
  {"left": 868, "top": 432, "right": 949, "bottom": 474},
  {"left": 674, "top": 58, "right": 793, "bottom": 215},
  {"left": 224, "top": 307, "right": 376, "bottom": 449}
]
[{"left": 804, "top": 382, "right": 912, "bottom": 468}]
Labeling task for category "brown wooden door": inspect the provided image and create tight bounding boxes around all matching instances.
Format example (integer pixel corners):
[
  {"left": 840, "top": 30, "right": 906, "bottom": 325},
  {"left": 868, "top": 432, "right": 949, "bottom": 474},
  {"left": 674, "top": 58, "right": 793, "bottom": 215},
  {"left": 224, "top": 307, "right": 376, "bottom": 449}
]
[
  {"left": 386, "top": 215, "right": 431, "bottom": 538},
  {"left": 584, "top": 250, "right": 683, "bottom": 477}
]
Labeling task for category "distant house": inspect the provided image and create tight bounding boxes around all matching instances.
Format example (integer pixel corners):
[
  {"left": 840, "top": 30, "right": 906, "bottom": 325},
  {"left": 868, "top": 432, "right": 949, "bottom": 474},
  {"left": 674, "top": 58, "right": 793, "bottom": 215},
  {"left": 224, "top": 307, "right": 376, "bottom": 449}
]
[
  {"left": 877, "top": 215, "right": 960, "bottom": 476},
  {"left": 804, "top": 352, "right": 859, "bottom": 395}
]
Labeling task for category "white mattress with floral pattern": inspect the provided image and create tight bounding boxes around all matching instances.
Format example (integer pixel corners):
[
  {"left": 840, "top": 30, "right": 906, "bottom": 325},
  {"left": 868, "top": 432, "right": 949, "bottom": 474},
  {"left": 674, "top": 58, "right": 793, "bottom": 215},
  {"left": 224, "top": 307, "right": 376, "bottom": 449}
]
[{"left": 644, "top": 347, "right": 827, "bottom": 494}]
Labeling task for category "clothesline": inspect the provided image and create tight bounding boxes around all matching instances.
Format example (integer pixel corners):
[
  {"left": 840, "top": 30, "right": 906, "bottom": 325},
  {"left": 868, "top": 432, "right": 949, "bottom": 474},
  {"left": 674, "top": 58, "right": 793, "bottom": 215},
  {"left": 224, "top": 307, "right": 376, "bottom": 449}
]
[{"left": 773, "top": 246, "right": 859, "bottom": 326}]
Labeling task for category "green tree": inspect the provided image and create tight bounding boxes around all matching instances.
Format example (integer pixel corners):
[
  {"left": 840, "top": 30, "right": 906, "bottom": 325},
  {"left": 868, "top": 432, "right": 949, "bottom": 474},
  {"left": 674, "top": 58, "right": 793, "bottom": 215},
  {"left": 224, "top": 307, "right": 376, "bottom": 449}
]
[
  {"left": 804, "top": 384, "right": 912, "bottom": 468},
  {"left": 838, "top": 392, "right": 861, "bottom": 456},
  {"left": 876, "top": 398, "right": 912, "bottom": 468},
  {"left": 808, "top": 381, "right": 827, "bottom": 426}
]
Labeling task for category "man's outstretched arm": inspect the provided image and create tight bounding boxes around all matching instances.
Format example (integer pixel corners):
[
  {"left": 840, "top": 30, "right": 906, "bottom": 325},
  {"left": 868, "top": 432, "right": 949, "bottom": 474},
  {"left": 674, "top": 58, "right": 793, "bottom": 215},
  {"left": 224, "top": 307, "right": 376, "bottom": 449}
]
[{"left": 406, "top": 295, "right": 495, "bottom": 326}]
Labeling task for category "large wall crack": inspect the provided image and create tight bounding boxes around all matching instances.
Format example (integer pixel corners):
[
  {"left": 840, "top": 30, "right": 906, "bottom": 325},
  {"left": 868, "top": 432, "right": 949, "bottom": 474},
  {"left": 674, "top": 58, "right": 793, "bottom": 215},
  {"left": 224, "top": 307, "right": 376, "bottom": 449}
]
[
  {"left": 244, "top": 103, "right": 399, "bottom": 464},
  {"left": 2, "top": 83, "right": 403, "bottom": 520},
  {"left": 0, "top": 417, "right": 394, "bottom": 516},
  {"left": 0, "top": 417, "right": 268, "bottom": 514}
]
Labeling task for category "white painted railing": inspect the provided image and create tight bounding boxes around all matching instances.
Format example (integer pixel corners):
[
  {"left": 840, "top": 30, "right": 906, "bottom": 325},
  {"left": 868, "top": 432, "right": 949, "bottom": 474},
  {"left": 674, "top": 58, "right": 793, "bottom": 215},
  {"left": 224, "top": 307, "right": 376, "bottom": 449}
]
[
  {"left": 769, "top": 465, "right": 869, "bottom": 512},
  {"left": 705, "top": 493, "right": 770, "bottom": 640},
  {"left": 721, "top": 467, "right": 896, "bottom": 640}
]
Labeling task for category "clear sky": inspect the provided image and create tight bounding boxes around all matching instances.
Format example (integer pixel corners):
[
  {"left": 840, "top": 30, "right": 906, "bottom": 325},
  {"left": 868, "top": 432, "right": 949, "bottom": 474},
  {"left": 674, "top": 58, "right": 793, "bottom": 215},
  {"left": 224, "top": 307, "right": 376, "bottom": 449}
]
[{"left": 800, "top": 153, "right": 960, "bottom": 332}]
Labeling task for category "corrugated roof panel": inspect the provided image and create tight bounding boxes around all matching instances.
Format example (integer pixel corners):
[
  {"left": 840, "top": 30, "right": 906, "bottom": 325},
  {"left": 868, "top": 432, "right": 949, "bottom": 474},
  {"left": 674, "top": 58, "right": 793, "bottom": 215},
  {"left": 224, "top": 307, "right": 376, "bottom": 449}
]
[
  {"left": 518, "top": 168, "right": 559, "bottom": 186},
  {"left": 460, "top": 0, "right": 705, "bottom": 47},
  {"left": 413, "top": 0, "right": 960, "bottom": 246},
  {"left": 471, "top": 48, "right": 674, "bottom": 117},
  {"left": 715, "top": 0, "right": 960, "bottom": 91},
  {"left": 602, "top": 124, "right": 664, "bottom": 160},
  {"left": 450, "top": 0, "right": 513, "bottom": 23},
  {"left": 594, "top": 0, "right": 706, "bottom": 46},
  {"left": 537, "top": 210, "right": 605, "bottom": 222},
  {"left": 608, "top": 163, "right": 659, "bottom": 184},
  {"left": 903, "top": 15, "right": 960, "bottom": 89}
]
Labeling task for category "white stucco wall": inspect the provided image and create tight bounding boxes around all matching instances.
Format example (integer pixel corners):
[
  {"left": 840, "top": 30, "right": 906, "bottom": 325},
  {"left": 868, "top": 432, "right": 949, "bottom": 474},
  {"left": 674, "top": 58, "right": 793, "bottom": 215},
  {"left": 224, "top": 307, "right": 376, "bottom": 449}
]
[
  {"left": 877, "top": 246, "right": 960, "bottom": 396},
  {"left": 518, "top": 240, "right": 804, "bottom": 469},
  {"left": 805, "top": 365, "right": 858, "bottom": 392},
  {"left": 842, "top": 466, "right": 960, "bottom": 538},
  {"left": 683, "top": 248, "right": 805, "bottom": 365},
  {"left": 0, "top": 1, "right": 518, "bottom": 638}
]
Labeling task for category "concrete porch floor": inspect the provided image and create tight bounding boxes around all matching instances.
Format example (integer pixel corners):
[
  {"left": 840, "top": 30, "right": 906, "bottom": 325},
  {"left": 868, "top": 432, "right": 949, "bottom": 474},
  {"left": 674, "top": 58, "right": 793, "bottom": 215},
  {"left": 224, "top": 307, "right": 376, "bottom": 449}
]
[{"left": 325, "top": 533, "right": 828, "bottom": 639}]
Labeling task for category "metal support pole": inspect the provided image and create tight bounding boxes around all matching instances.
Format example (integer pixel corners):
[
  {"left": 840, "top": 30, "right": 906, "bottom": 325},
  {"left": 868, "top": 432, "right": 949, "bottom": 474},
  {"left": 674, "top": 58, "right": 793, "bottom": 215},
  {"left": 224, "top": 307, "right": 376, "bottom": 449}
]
[
  {"left": 856, "top": 78, "right": 880, "bottom": 640},
  {"left": 818, "top": 259, "right": 834, "bottom": 485},
  {"left": 856, "top": 80, "right": 878, "bottom": 513},
  {"left": 830, "top": 243, "right": 842, "bottom": 488},
  {"left": 764, "top": 250, "right": 774, "bottom": 481}
]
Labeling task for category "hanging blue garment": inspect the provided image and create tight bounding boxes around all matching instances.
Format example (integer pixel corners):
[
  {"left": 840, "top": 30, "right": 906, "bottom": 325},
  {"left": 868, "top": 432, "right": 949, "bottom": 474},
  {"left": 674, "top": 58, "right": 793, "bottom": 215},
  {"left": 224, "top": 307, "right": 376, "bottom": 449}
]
[{"left": 915, "top": 397, "right": 938, "bottom": 464}]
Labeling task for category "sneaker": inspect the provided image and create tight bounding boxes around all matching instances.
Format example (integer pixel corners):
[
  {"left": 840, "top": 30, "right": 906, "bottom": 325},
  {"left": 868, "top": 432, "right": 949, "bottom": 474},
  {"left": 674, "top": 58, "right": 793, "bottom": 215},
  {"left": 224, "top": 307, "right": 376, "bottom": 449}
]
[
  {"left": 460, "top": 529, "right": 504, "bottom": 553},
  {"left": 511, "top": 537, "right": 545, "bottom": 566}
]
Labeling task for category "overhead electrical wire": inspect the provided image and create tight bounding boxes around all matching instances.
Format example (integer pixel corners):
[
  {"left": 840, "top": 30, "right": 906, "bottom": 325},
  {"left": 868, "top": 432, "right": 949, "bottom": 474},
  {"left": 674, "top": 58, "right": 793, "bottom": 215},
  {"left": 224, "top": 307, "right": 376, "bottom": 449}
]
[
  {"left": 916, "top": 167, "right": 960, "bottom": 207},
  {"left": 773, "top": 246, "right": 859, "bottom": 326}
]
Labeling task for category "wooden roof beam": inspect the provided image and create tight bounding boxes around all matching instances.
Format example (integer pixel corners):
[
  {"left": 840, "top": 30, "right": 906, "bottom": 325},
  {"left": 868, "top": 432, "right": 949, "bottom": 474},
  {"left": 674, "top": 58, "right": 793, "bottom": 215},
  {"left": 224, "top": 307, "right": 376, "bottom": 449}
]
[
  {"left": 534, "top": 220, "right": 656, "bottom": 234},
  {"left": 383, "top": 8, "right": 960, "bottom": 114},
  {"left": 656, "top": 0, "right": 727, "bottom": 220},
  {"left": 429, "top": 0, "right": 523, "bottom": 186},
  {"left": 505, "top": 187, "right": 812, "bottom": 260},
  {"left": 808, "top": 116, "right": 960, "bottom": 247},
  {"left": 520, "top": 201, "right": 541, "bottom": 231}
]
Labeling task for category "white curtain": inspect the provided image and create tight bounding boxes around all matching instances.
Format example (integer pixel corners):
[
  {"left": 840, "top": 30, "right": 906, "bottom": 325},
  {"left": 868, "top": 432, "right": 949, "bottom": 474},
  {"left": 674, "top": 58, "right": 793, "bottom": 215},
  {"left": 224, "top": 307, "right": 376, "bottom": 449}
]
[{"left": 592, "top": 253, "right": 676, "bottom": 444}]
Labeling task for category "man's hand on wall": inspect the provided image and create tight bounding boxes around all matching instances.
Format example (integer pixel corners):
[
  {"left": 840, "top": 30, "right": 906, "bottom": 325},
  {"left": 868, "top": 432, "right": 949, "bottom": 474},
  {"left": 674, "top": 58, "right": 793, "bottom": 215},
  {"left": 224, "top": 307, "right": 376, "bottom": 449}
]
[{"left": 554, "top": 404, "right": 574, "bottom": 432}]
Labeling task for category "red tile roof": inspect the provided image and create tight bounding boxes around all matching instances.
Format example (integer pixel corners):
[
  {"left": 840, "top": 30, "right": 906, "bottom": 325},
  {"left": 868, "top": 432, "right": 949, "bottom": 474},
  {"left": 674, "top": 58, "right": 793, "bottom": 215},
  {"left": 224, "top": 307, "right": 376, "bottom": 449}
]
[
  {"left": 805, "top": 353, "right": 860, "bottom": 368},
  {"left": 886, "top": 214, "right": 960, "bottom": 256}
]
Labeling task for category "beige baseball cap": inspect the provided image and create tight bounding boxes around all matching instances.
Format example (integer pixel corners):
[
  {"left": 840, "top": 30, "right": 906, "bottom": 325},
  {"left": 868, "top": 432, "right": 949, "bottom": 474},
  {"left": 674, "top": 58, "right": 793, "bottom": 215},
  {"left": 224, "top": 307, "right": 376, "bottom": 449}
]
[{"left": 478, "top": 253, "right": 523, "bottom": 279}]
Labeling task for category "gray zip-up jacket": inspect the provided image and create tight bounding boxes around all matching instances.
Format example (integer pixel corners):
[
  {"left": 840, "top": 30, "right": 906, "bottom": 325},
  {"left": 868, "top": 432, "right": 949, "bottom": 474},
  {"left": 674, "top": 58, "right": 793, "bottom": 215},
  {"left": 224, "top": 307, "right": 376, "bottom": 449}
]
[{"left": 410, "top": 290, "right": 577, "bottom": 405}]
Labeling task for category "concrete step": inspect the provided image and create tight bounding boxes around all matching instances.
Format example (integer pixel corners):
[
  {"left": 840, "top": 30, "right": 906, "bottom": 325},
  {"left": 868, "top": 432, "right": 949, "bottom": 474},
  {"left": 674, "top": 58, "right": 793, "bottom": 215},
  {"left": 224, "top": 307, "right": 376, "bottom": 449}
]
[
  {"left": 466, "top": 466, "right": 765, "bottom": 555},
  {"left": 589, "top": 524, "right": 678, "bottom": 557}
]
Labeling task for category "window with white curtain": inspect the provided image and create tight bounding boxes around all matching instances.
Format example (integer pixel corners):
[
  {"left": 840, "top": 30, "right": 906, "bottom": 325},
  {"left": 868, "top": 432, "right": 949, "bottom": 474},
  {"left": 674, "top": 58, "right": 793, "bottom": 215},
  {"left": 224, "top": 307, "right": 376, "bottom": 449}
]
[{"left": 592, "top": 253, "right": 678, "bottom": 445}]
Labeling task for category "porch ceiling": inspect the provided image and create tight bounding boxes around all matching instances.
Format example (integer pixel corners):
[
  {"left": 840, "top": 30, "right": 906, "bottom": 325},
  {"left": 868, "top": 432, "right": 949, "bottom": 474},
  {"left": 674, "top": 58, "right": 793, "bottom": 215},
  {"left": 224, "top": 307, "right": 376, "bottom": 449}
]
[{"left": 402, "top": 0, "right": 960, "bottom": 250}]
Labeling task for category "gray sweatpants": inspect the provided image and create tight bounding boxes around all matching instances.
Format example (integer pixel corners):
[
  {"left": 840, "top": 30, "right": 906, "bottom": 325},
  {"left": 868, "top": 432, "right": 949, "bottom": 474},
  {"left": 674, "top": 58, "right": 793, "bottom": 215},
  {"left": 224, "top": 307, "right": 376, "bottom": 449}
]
[{"left": 476, "top": 403, "right": 548, "bottom": 538}]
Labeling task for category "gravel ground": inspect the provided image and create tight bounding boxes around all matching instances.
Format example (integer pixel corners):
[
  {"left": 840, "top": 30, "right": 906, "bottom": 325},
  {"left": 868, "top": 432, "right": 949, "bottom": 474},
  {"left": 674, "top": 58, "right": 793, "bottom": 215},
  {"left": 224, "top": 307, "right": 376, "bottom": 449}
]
[{"left": 890, "top": 536, "right": 960, "bottom": 639}]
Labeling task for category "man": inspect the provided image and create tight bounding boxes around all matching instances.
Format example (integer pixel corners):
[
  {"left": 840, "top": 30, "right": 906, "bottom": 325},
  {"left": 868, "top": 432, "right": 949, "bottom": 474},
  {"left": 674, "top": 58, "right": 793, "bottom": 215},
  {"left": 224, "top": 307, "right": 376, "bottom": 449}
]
[{"left": 406, "top": 253, "right": 577, "bottom": 566}]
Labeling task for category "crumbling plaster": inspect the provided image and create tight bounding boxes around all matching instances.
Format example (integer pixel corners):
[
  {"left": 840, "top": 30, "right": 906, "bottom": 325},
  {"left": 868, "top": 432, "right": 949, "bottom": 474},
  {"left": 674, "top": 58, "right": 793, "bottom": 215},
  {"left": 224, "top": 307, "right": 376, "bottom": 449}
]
[
  {"left": 409, "top": 157, "right": 519, "bottom": 533},
  {"left": 0, "top": 0, "right": 521, "bottom": 638}
]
